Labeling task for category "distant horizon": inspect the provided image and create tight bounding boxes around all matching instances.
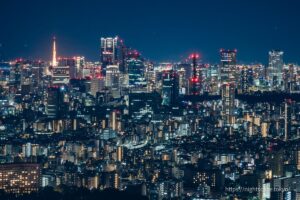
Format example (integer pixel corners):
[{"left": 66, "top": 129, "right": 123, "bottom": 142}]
[
  {"left": 0, "top": 36, "right": 298, "bottom": 66},
  {"left": 1, "top": 0, "right": 300, "bottom": 64},
  {"left": 0, "top": 41, "right": 297, "bottom": 66}
]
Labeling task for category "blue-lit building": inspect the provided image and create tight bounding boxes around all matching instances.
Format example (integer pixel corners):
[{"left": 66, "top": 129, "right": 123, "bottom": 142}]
[
  {"left": 161, "top": 70, "right": 179, "bottom": 106},
  {"left": 127, "top": 58, "right": 145, "bottom": 87},
  {"left": 47, "top": 85, "right": 68, "bottom": 118}
]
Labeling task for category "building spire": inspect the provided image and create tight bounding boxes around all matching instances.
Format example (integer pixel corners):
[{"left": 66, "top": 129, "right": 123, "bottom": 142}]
[{"left": 52, "top": 36, "right": 57, "bottom": 67}]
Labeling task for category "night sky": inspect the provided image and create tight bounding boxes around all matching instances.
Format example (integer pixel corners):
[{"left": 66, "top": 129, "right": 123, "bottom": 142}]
[{"left": 0, "top": 0, "right": 299, "bottom": 64}]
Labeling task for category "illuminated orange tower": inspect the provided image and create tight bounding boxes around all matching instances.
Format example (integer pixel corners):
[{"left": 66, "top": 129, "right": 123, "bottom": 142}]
[{"left": 52, "top": 36, "right": 57, "bottom": 67}]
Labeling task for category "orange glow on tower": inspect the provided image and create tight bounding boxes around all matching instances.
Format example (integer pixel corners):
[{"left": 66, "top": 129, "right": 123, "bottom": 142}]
[{"left": 52, "top": 36, "right": 57, "bottom": 67}]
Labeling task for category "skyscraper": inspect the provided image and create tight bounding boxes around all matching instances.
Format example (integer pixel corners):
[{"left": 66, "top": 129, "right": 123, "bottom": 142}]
[
  {"left": 189, "top": 53, "right": 201, "bottom": 95},
  {"left": 161, "top": 70, "right": 179, "bottom": 106},
  {"left": 74, "top": 56, "right": 85, "bottom": 78},
  {"left": 100, "top": 37, "right": 119, "bottom": 68},
  {"left": 127, "top": 58, "right": 145, "bottom": 88},
  {"left": 105, "top": 65, "right": 120, "bottom": 89},
  {"left": 58, "top": 57, "right": 79, "bottom": 79},
  {"left": 221, "top": 83, "right": 235, "bottom": 123},
  {"left": 31, "top": 61, "right": 44, "bottom": 86},
  {"left": 283, "top": 99, "right": 292, "bottom": 141},
  {"left": 105, "top": 65, "right": 121, "bottom": 98},
  {"left": 240, "top": 66, "right": 253, "bottom": 94},
  {"left": 52, "top": 65, "right": 70, "bottom": 85},
  {"left": 47, "top": 86, "right": 67, "bottom": 118},
  {"left": 9, "top": 60, "right": 22, "bottom": 87},
  {"left": 268, "top": 50, "right": 284, "bottom": 90},
  {"left": 220, "top": 50, "right": 236, "bottom": 125},
  {"left": 220, "top": 49, "right": 237, "bottom": 84}
]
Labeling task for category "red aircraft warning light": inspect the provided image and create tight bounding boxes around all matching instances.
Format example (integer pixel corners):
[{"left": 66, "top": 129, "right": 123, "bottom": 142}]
[
  {"left": 189, "top": 53, "right": 201, "bottom": 95},
  {"left": 191, "top": 77, "right": 199, "bottom": 83},
  {"left": 189, "top": 53, "right": 200, "bottom": 60}
]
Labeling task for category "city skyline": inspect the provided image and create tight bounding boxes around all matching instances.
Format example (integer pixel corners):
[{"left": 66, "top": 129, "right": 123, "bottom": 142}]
[
  {"left": 0, "top": 0, "right": 300, "bottom": 63},
  {"left": 1, "top": 1, "right": 300, "bottom": 200}
]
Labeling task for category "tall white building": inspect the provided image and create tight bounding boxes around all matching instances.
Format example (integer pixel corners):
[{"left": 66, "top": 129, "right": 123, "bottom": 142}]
[
  {"left": 221, "top": 82, "right": 235, "bottom": 125},
  {"left": 74, "top": 56, "right": 85, "bottom": 78},
  {"left": 105, "top": 65, "right": 120, "bottom": 88},
  {"left": 100, "top": 37, "right": 119, "bottom": 65}
]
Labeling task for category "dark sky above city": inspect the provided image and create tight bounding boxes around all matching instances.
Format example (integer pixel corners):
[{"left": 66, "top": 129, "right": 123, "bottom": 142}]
[{"left": 0, "top": 0, "right": 299, "bottom": 63}]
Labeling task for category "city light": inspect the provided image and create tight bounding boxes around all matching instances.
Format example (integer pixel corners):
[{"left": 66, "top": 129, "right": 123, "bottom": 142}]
[{"left": 0, "top": 1, "right": 299, "bottom": 200}]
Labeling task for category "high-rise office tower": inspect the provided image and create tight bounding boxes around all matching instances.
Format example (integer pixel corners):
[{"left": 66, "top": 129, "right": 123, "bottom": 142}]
[
  {"left": 47, "top": 86, "right": 67, "bottom": 118},
  {"left": 177, "top": 68, "right": 187, "bottom": 94},
  {"left": 240, "top": 66, "right": 253, "bottom": 93},
  {"left": 74, "top": 56, "right": 85, "bottom": 78},
  {"left": 176, "top": 63, "right": 192, "bottom": 94},
  {"left": 127, "top": 58, "right": 145, "bottom": 88},
  {"left": 220, "top": 49, "right": 237, "bottom": 84},
  {"left": 283, "top": 99, "right": 292, "bottom": 141},
  {"left": 100, "top": 37, "right": 119, "bottom": 69},
  {"left": 57, "top": 57, "right": 76, "bottom": 79},
  {"left": 287, "top": 64, "right": 297, "bottom": 92},
  {"left": 206, "top": 64, "right": 220, "bottom": 94},
  {"left": 220, "top": 50, "right": 236, "bottom": 124},
  {"left": 268, "top": 50, "right": 284, "bottom": 90},
  {"left": 100, "top": 36, "right": 128, "bottom": 74},
  {"left": 31, "top": 60, "right": 44, "bottom": 86},
  {"left": 105, "top": 65, "right": 120, "bottom": 89},
  {"left": 118, "top": 39, "right": 127, "bottom": 73},
  {"left": 161, "top": 70, "right": 179, "bottom": 106},
  {"left": 9, "top": 60, "right": 22, "bottom": 87},
  {"left": 221, "top": 83, "right": 235, "bottom": 123},
  {"left": 189, "top": 53, "right": 201, "bottom": 95},
  {"left": 219, "top": 53, "right": 236, "bottom": 132},
  {"left": 52, "top": 65, "right": 70, "bottom": 85},
  {"left": 0, "top": 163, "right": 41, "bottom": 194},
  {"left": 240, "top": 67, "right": 248, "bottom": 93},
  {"left": 51, "top": 57, "right": 77, "bottom": 86},
  {"left": 282, "top": 64, "right": 297, "bottom": 92},
  {"left": 178, "top": 63, "right": 192, "bottom": 82}
]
